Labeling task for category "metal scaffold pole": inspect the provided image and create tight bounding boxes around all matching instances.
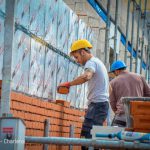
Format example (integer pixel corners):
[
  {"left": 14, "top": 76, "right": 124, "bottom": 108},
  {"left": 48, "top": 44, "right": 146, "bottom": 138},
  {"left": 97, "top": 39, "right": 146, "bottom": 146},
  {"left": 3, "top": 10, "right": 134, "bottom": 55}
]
[
  {"left": 130, "top": 0, "right": 135, "bottom": 72},
  {"left": 135, "top": 0, "right": 141, "bottom": 73},
  {"left": 0, "top": 0, "right": 15, "bottom": 116},
  {"left": 44, "top": 119, "right": 50, "bottom": 150},
  {"left": 145, "top": 45, "right": 149, "bottom": 80},
  {"left": 140, "top": 0, "right": 147, "bottom": 74},
  {"left": 148, "top": 27, "right": 150, "bottom": 84},
  {"left": 114, "top": 0, "right": 119, "bottom": 61},
  {"left": 25, "top": 136, "right": 150, "bottom": 150},
  {"left": 69, "top": 124, "right": 75, "bottom": 150},
  {"left": 104, "top": 0, "right": 111, "bottom": 69},
  {"left": 124, "top": 0, "right": 131, "bottom": 64}
]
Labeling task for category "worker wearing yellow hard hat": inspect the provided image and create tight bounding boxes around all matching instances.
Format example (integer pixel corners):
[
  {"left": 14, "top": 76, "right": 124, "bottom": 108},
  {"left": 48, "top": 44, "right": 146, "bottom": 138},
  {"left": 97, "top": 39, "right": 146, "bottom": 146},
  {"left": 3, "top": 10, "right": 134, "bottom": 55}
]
[
  {"left": 57, "top": 39, "right": 109, "bottom": 149},
  {"left": 69, "top": 39, "right": 93, "bottom": 66}
]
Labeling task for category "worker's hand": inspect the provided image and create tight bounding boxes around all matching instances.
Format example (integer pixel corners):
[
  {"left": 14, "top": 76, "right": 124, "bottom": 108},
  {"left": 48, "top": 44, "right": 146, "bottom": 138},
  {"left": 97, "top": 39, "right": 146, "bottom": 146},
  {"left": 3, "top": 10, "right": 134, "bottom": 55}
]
[
  {"left": 58, "top": 82, "right": 70, "bottom": 88},
  {"left": 57, "top": 82, "right": 70, "bottom": 94}
]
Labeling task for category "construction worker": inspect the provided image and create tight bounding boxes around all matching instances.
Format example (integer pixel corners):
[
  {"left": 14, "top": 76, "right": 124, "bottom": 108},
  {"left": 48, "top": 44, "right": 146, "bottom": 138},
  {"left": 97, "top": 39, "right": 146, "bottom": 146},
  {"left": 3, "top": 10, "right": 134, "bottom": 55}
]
[
  {"left": 109, "top": 60, "right": 150, "bottom": 127},
  {"left": 58, "top": 39, "right": 109, "bottom": 149}
]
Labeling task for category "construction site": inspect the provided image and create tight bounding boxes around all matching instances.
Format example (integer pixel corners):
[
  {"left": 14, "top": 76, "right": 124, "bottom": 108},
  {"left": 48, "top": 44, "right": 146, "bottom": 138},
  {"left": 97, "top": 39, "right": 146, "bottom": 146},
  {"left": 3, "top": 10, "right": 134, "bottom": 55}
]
[{"left": 0, "top": 0, "right": 150, "bottom": 150}]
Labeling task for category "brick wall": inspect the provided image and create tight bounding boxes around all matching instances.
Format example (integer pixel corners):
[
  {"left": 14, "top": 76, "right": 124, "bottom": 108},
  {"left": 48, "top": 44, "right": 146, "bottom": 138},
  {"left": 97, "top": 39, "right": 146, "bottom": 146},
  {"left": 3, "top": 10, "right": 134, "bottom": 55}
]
[
  {"left": 0, "top": 80, "right": 84, "bottom": 150},
  {"left": 12, "top": 93, "right": 85, "bottom": 150}
]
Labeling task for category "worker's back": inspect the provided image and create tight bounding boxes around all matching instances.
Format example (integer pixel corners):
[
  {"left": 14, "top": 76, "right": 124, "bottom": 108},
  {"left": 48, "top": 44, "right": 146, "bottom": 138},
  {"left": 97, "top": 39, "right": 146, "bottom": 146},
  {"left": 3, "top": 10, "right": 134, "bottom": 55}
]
[
  {"left": 112, "top": 72, "right": 145, "bottom": 97},
  {"left": 110, "top": 71, "right": 150, "bottom": 115}
]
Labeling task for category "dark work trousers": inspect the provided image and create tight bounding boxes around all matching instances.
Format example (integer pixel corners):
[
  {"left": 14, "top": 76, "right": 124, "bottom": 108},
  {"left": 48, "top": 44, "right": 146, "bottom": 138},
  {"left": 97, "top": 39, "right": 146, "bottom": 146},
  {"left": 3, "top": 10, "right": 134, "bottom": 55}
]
[{"left": 81, "top": 101, "right": 109, "bottom": 150}]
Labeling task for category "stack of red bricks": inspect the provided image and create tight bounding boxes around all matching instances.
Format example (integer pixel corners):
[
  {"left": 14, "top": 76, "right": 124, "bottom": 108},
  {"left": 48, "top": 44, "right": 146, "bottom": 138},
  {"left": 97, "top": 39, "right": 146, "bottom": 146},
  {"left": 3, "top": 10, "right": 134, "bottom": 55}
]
[{"left": 130, "top": 101, "right": 150, "bottom": 133}]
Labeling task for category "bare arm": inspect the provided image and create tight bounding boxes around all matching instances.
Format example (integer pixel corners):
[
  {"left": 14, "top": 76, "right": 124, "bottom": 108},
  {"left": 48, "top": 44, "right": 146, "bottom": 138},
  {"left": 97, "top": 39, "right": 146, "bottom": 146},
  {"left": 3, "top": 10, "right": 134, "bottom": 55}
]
[
  {"left": 69, "top": 68, "right": 94, "bottom": 86},
  {"left": 141, "top": 77, "right": 150, "bottom": 97},
  {"left": 109, "top": 84, "right": 117, "bottom": 112},
  {"left": 109, "top": 84, "right": 112, "bottom": 94}
]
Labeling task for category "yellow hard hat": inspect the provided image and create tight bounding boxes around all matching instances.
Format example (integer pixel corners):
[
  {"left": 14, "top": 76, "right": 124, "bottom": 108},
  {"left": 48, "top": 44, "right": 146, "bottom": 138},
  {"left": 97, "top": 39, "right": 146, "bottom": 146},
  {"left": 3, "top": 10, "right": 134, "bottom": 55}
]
[{"left": 70, "top": 39, "right": 92, "bottom": 53}]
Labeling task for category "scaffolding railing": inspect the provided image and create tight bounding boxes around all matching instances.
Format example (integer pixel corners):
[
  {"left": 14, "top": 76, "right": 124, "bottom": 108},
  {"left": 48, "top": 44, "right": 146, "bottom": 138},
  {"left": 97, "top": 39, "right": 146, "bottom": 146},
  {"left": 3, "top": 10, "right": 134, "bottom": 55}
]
[{"left": 25, "top": 136, "right": 150, "bottom": 150}]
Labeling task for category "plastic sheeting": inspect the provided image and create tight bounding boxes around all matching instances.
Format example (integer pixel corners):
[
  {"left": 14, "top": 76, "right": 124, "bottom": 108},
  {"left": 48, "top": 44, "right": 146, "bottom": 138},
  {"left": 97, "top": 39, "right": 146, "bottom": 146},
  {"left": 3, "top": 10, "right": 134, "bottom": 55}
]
[
  {"left": 0, "top": 17, "right": 4, "bottom": 79},
  {"left": 0, "top": 0, "right": 5, "bottom": 13},
  {"left": 29, "top": 0, "right": 45, "bottom": 38},
  {"left": 28, "top": 39, "right": 45, "bottom": 97},
  {"left": 42, "top": 48, "right": 57, "bottom": 100},
  {"left": 67, "top": 62, "right": 79, "bottom": 106},
  {"left": 0, "top": 0, "right": 98, "bottom": 108},
  {"left": 12, "top": 30, "right": 30, "bottom": 93},
  {"left": 75, "top": 67, "right": 88, "bottom": 109},
  {"left": 88, "top": 28, "right": 97, "bottom": 56},
  {"left": 68, "top": 10, "right": 79, "bottom": 55},
  {"left": 57, "top": 0, "right": 70, "bottom": 54},
  {"left": 78, "top": 19, "right": 87, "bottom": 39},
  {"left": 44, "top": 0, "right": 58, "bottom": 47},
  {"left": 14, "top": 0, "right": 30, "bottom": 27},
  {"left": 56, "top": 55, "right": 69, "bottom": 100}
]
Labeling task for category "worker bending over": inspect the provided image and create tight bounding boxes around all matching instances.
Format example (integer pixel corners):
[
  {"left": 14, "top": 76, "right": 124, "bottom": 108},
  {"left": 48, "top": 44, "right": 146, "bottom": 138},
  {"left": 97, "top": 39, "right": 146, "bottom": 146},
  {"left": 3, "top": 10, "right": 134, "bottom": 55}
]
[{"left": 109, "top": 60, "right": 150, "bottom": 127}]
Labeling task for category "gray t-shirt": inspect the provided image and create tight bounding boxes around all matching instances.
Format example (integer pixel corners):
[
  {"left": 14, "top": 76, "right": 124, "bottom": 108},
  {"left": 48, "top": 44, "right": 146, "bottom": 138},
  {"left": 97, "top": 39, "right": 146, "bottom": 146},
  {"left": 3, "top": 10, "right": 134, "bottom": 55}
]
[{"left": 84, "top": 57, "right": 109, "bottom": 104}]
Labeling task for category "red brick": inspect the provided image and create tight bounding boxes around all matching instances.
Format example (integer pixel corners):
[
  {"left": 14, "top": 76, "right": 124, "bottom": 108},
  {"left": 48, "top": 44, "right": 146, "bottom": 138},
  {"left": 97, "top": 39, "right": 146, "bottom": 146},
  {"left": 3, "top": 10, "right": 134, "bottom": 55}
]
[
  {"left": 130, "top": 101, "right": 150, "bottom": 115},
  {"left": 133, "top": 128, "right": 150, "bottom": 133},
  {"left": 32, "top": 98, "right": 41, "bottom": 107},
  {"left": 56, "top": 100, "right": 70, "bottom": 107},
  {"left": 40, "top": 100, "right": 47, "bottom": 108},
  {"left": 22, "top": 94, "right": 32, "bottom": 104},
  {"left": 133, "top": 115, "right": 150, "bottom": 129}
]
